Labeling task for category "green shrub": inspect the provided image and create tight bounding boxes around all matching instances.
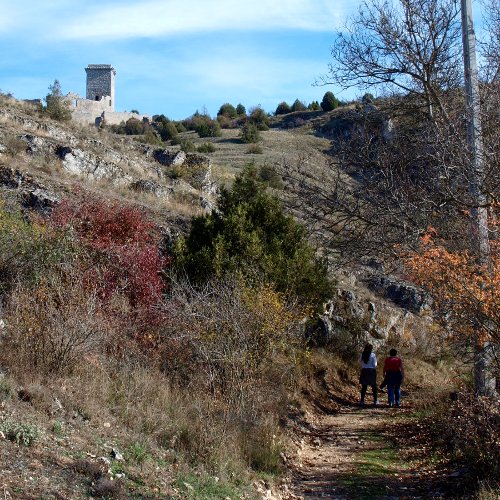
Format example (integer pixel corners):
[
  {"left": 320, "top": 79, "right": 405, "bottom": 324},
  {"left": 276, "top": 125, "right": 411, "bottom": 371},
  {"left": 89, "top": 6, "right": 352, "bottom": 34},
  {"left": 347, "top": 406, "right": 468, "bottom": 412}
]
[
  {"left": 0, "top": 376, "right": 14, "bottom": 400},
  {"left": 275, "top": 101, "right": 291, "bottom": 115},
  {"left": 124, "top": 117, "right": 147, "bottom": 135},
  {"left": 248, "top": 106, "right": 269, "bottom": 130},
  {"left": 173, "top": 120, "right": 187, "bottom": 133},
  {"left": 140, "top": 128, "right": 163, "bottom": 146},
  {"left": 0, "top": 420, "right": 42, "bottom": 446},
  {"left": 154, "top": 119, "right": 178, "bottom": 142},
  {"left": 197, "top": 142, "right": 216, "bottom": 153},
  {"left": 236, "top": 103, "right": 246, "bottom": 116},
  {"left": 174, "top": 138, "right": 196, "bottom": 153},
  {"left": 195, "top": 118, "right": 222, "bottom": 138},
  {"left": 45, "top": 80, "right": 72, "bottom": 122},
  {"left": 174, "top": 166, "right": 333, "bottom": 308},
  {"left": 308, "top": 100, "right": 321, "bottom": 111},
  {"left": 217, "top": 103, "right": 237, "bottom": 118},
  {"left": 240, "top": 122, "right": 261, "bottom": 143},
  {"left": 127, "top": 442, "right": 150, "bottom": 465},
  {"left": 291, "top": 99, "right": 307, "bottom": 112},
  {"left": 0, "top": 207, "right": 79, "bottom": 295},
  {"left": 321, "top": 91, "right": 339, "bottom": 111}
]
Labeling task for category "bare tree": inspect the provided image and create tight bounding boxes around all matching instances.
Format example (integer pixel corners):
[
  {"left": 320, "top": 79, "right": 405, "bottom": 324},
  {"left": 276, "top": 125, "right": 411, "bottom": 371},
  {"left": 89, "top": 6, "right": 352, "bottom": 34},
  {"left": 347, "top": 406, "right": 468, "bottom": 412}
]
[
  {"left": 480, "top": 0, "right": 500, "bottom": 83},
  {"left": 323, "top": 0, "right": 463, "bottom": 121}
]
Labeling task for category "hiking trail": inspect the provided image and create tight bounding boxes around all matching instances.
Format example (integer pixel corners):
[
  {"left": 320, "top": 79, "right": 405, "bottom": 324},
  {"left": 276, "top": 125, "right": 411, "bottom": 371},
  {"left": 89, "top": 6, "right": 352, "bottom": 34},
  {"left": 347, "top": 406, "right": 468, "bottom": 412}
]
[{"left": 286, "top": 372, "right": 454, "bottom": 499}]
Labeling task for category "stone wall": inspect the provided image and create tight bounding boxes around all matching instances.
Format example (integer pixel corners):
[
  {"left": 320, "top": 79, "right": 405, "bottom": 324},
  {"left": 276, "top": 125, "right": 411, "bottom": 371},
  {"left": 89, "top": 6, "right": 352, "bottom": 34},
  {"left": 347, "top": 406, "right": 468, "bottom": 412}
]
[
  {"left": 85, "top": 65, "right": 115, "bottom": 111},
  {"left": 74, "top": 96, "right": 112, "bottom": 115}
]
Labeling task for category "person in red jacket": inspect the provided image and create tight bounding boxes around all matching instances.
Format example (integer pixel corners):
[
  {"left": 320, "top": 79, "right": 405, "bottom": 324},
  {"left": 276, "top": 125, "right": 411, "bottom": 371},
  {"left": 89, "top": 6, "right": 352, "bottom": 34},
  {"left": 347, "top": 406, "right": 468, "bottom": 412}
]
[{"left": 383, "top": 348, "right": 404, "bottom": 407}]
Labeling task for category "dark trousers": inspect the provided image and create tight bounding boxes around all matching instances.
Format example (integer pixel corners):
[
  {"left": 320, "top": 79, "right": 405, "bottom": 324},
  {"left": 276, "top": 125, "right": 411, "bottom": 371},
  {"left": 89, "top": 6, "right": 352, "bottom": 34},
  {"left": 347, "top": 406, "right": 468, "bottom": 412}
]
[{"left": 360, "top": 384, "right": 377, "bottom": 402}]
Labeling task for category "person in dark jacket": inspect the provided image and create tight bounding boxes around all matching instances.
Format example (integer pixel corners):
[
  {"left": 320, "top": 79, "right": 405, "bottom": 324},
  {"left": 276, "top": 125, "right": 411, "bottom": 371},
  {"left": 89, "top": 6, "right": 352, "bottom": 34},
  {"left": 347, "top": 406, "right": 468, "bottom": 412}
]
[
  {"left": 359, "top": 343, "right": 378, "bottom": 407},
  {"left": 383, "top": 348, "right": 404, "bottom": 407}
]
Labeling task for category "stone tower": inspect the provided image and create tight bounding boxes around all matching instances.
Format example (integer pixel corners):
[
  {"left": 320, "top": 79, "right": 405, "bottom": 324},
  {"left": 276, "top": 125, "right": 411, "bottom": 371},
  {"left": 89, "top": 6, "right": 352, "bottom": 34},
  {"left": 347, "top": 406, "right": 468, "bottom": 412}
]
[{"left": 85, "top": 64, "right": 116, "bottom": 111}]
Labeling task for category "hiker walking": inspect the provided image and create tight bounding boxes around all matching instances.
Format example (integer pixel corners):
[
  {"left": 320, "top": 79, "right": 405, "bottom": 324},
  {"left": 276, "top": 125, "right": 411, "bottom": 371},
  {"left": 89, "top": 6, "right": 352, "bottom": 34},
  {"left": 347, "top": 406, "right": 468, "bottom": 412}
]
[
  {"left": 383, "top": 349, "right": 404, "bottom": 407},
  {"left": 359, "top": 343, "right": 378, "bottom": 407}
]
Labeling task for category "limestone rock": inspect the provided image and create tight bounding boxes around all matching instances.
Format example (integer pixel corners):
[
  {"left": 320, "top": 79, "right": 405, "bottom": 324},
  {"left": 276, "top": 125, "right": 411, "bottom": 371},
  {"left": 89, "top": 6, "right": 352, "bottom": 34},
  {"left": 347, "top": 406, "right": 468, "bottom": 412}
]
[
  {"left": 153, "top": 149, "right": 186, "bottom": 167},
  {"left": 365, "top": 276, "right": 431, "bottom": 313},
  {"left": 22, "top": 187, "right": 59, "bottom": 214},
  {"left": 129, "top": 179, "right": 170, "bottom": 198}
]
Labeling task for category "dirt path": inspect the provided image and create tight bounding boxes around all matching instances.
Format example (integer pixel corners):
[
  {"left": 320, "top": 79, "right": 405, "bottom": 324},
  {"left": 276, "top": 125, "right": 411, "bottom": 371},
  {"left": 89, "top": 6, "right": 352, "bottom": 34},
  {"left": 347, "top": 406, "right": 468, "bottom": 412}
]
[{"left": 288, "top": 381, "right": 451, "bottom": 499}]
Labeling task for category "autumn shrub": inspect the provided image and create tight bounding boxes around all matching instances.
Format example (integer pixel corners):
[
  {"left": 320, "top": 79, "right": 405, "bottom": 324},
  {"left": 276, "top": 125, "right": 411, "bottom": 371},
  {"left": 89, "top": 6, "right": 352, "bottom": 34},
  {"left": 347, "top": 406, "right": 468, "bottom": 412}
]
[
  {"left": 246, "top": 143, "right": 263, "bottom": 154},
  {"left": 50, "top": 196, "right": 168, "bottom": 313},
  {"left": 444, "top": 393, "right": 500, "bottom": 483},
  {"left": 160, "top": 277, "right": 304, "bottom": 397},
  {"left": 404, "top": 222, "right": 499, "bottom": 376},
  {"left": 0, "top": 206, "right": 79, "bottom": 295},
  {"left": 2, "top": 272, "right": 105, "bottom": 375}
]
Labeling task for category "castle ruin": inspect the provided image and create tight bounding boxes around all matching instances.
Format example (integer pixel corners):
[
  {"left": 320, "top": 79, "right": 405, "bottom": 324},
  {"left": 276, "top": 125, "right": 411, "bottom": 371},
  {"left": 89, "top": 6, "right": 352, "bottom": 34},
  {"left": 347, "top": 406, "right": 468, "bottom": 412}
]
[{"left": 70, "top": 64, "right": 149, "bottom": 126}]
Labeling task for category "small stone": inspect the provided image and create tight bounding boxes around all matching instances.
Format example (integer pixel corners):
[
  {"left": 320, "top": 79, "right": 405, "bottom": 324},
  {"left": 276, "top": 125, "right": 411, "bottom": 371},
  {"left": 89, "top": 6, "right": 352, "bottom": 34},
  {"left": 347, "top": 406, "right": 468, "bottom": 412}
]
[
  {"left": 183, "top": 482, "right": 194, "bottom": 491},
  {"left": 111, "top": 448, "right": 123, "bottom": 461},
  {"left": 98, "top": 456, "right": 111, "bottom": 466},
  {"left": 103, "top": 422, "right": 111, "bottom": 428}
]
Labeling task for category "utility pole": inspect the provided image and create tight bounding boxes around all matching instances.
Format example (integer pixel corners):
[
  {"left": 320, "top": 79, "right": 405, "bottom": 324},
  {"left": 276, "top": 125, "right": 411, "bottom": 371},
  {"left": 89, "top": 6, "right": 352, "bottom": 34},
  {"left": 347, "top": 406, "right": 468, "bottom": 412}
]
[{"left": 460, "top": 0, "right": 495, "bottom": 396}]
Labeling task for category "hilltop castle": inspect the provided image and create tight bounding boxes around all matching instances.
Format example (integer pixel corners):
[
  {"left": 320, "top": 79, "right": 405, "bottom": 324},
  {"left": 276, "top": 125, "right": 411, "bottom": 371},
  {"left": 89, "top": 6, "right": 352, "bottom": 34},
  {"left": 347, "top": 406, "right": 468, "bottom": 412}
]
[{"left": 69, "top": 64, "right": 148, "bottom": 126}]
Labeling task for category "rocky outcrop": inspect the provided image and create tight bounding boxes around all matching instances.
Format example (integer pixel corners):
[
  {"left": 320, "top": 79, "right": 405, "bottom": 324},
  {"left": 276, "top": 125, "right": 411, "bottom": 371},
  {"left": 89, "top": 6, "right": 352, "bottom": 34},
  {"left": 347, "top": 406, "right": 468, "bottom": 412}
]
[
  {"left": 0, "top": 105, "right": 218, "bottom": 213},
  {"left": 152, "top": 149, "right": 186, "bottom": 167},
  {"left": 129, "top": 179, "right": 170, "bottom": 198},
  {"left": 55, "top": 145, "right": 131, "bottom": 184},
  {"left": 0, "top": 166, "right": 59, "bottom": 214},
  {"left": 308, "top": 284, "right": 434, "bottom": 350},
  {"left": 365, "top": 276, "right": 431, "bottom": 314}
]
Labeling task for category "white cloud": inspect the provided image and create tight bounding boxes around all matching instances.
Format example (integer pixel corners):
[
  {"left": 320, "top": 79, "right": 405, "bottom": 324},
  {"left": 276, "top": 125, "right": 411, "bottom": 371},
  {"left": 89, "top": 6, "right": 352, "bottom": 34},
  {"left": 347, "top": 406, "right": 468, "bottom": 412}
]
[{"left": 56, "top": 0, "right": 347, "bottom": 40}]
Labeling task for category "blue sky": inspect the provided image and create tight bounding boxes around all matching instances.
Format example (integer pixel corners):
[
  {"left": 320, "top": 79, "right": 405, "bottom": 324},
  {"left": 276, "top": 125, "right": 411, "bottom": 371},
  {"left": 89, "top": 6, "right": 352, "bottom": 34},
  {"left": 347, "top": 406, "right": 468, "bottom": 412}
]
[
  {"left": 0, "top": 0, "right": 363, "bottom": 119},
  {"left": 0, "top": 0, "right": 487, "bottom": 120}
]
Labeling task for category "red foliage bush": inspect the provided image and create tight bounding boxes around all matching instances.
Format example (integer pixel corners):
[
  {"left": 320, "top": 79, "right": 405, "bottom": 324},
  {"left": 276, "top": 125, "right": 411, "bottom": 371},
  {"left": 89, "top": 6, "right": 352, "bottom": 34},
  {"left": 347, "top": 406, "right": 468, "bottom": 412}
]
[{"left": 50, "top": 196, "right": 169, "bottom": 313}]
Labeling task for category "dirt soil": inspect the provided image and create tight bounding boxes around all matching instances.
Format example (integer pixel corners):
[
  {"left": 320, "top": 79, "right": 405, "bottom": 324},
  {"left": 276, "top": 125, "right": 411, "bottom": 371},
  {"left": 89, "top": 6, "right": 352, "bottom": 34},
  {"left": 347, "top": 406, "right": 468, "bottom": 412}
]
[{"left": 286, "top": 369, "right": 461, "bottom": 500}]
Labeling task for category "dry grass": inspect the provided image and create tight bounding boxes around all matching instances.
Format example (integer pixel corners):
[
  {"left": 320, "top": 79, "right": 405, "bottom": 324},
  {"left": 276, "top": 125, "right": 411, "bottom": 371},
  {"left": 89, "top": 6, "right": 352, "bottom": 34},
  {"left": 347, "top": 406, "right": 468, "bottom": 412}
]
[{"left": 169, "top": 128, "right": 332, "bottom": 187}]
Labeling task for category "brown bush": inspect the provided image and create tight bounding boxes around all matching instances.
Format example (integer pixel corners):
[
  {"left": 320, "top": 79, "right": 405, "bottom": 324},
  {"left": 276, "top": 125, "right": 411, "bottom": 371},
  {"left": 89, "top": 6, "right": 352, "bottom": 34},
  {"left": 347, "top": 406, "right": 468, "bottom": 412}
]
[
  {"left": 445, "top": 393, "right": 500, "bottom": 483},
  {"left": 2, "top": 273, "right": 105, "bottom": 376}
]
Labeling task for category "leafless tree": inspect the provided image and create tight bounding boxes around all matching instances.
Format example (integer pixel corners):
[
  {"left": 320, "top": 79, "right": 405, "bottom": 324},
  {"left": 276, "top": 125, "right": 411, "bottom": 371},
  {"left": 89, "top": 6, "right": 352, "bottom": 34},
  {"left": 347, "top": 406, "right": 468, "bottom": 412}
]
[
  {"left": 480, "top": 0, "right": 500, "bottom": 83},
  {"left": 322, "top": 0, "right": 463, "bottom": 121}
]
